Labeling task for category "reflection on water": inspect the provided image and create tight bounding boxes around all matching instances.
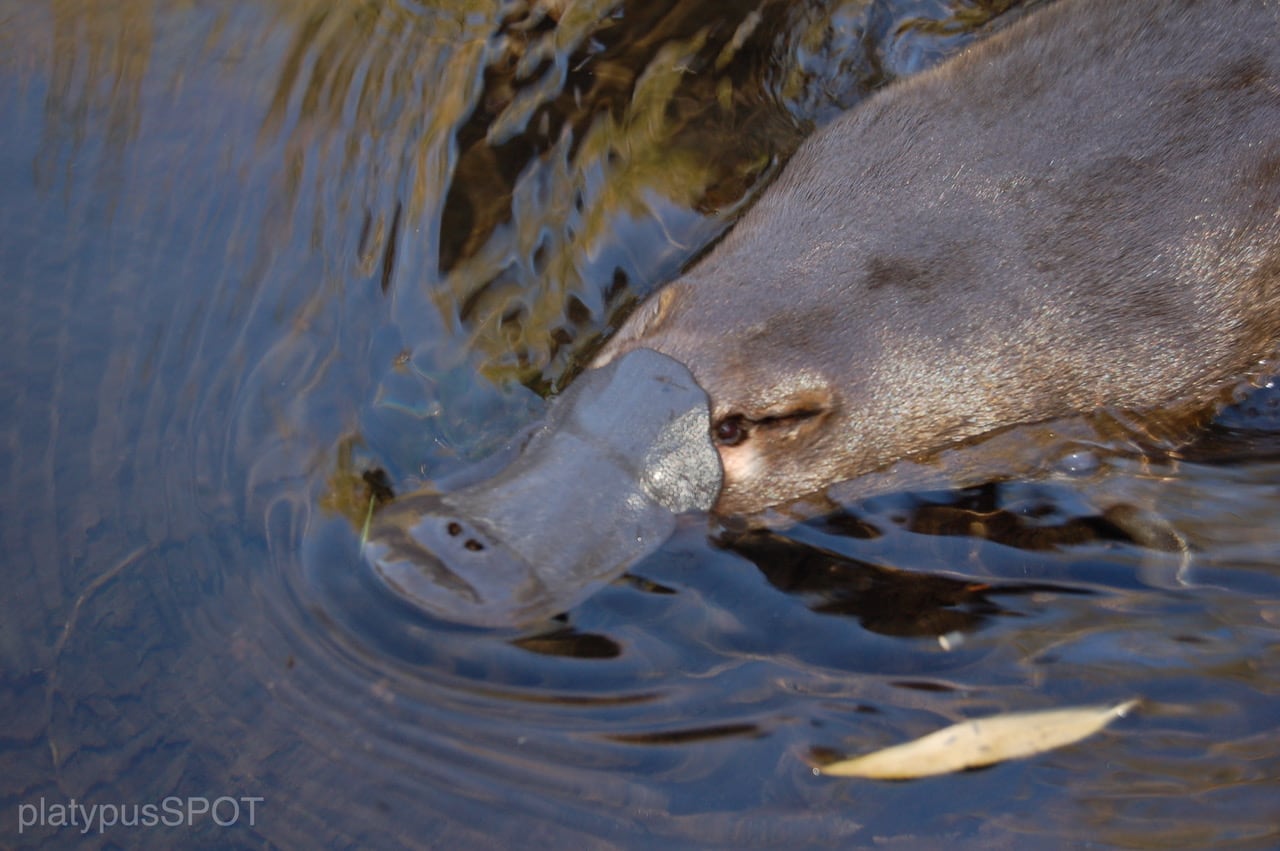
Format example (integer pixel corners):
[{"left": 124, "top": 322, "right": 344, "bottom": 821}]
[{"left": 2, "top": 0, "right": 1278, "bottom": 848}]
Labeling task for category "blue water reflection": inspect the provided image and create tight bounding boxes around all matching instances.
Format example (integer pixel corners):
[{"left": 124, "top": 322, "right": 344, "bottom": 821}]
[{"left": 2, "top": 1, "right": 1278, "bottom": 848}]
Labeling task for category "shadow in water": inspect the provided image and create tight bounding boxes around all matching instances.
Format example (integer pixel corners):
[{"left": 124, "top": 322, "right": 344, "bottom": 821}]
[{"left": 723, "top": 524, "right": 1093, "bottom": 638}]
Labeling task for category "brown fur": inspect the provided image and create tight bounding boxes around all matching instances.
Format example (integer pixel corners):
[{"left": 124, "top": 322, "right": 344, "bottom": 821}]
[{"left": 594, "top": 0, "right": 1280, "bottom": 515}]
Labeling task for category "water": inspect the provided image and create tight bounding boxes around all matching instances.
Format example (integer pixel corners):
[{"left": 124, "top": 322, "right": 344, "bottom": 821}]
[{"left": 2, "top": 0, "right": 1277, "bottom": 847}]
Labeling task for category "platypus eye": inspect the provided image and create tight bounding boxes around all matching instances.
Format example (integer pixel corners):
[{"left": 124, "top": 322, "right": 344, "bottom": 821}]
[{"left": 714, "top": 416, "right": 748, "bottom": 447}]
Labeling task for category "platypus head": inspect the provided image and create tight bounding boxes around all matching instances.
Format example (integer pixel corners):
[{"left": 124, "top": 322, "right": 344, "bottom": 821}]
[
  {"left": 593, "top": 279, "right": 844, "bottom": 515},
  {"left": 589, "top": 219, "right": 1048, "bottom": 517},
  {"left": 588, "top": 239, "right": 1100, "bottom": 514}
]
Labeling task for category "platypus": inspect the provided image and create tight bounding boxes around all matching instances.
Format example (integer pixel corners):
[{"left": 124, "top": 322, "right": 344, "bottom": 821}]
[
  {"left": 594, "top": 0, "right": 1280, "bottom": 516},
  {"left": 370, "top": 0, "right": 1280, "bottom": 626}
]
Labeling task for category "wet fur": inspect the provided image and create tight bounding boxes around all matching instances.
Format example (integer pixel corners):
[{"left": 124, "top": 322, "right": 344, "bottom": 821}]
[{"left": 595, "top": 0, "right": 1280, "bottom": 516}]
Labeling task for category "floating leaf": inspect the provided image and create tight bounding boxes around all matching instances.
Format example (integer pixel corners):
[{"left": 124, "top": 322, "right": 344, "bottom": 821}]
[{"left": 817, "top": 699, "right": 1139, "bottom": 779}]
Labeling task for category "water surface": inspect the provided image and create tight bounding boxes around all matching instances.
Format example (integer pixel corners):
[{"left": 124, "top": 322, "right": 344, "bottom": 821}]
[{"left": 2, "top": 0, "right": 1277, "bottom": 847}]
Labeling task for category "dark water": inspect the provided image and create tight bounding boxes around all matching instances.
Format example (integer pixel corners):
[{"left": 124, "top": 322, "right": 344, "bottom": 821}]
[{"left": 2, "top": 0, "right": 1278, "bottom": 848}]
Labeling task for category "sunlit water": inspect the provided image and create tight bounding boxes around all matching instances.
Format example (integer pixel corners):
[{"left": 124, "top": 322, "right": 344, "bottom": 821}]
[{"left": 2, "top": 0, "right": 1277, "bottom": 848}]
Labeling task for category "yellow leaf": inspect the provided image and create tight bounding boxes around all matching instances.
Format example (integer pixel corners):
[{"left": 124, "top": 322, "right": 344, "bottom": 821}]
[{"left": 818, "top": 699, "right": 1139, "bottom": 780}]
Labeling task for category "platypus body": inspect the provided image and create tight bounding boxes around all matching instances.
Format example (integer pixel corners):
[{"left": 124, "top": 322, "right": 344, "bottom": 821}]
[{"left": 594, "top": 0, "right": 1280, "bottom": 516}]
